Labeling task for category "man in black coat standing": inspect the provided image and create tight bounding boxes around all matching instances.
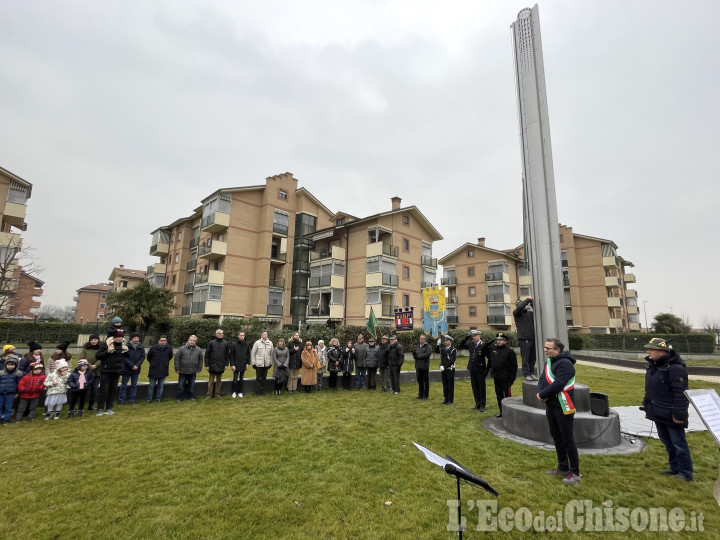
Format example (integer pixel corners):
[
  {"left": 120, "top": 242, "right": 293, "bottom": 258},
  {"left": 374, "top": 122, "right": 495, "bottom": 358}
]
[
  {"left": 229, "top": 331, "right": 251, "bottom": 399},
  {"left": 204, "top": 329, "right": 229, "bottom": 399},
  {"left": 95, "top": 330, "right": 128, "bottom": 416},
  {"left": 412, "top": 334, "right": 432, "bottom": 400},
  {"left": 467, "top": 330, "right": 487, "bottom": 411},
  {"left": 514, "top": 297, "right": 537, "bottom": 381},
  {"left": 387, "top": 336, "right": 404, "bottom": 395},
  {"left": 487, "top": 332, "right": 517, "bottom": 418},
  {"left": 146, "top": 335, "right": 173, "bottom": 403}
]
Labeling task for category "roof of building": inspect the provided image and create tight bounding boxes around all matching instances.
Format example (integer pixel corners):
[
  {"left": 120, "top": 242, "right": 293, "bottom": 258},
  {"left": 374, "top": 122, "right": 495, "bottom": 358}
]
[
  {"left": 438, "top": 241, "right": 522, "bottom": 265},
  {"left": 108, "top": 266, "right": 147, "bottom": 281},
  {"left": 77, "top": 283, "right": 114, "bottom": 293},
  {"left": 19, "top": 271, "right": 44, "bottom": 286},
  {"left": 0, "top": 165, "right": 33, "bottom": 197}
]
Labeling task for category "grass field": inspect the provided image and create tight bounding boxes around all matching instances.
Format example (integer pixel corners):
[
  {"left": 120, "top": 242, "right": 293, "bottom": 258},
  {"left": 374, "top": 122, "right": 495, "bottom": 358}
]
[{"left": 3, "top": 364, "right": 719, "bottom": 539}]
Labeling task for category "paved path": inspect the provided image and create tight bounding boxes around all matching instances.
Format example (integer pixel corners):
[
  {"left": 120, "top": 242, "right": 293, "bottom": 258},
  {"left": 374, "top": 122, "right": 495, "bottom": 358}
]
[{"left": 577, "top": 359, "right": 720, "bottom": 384}]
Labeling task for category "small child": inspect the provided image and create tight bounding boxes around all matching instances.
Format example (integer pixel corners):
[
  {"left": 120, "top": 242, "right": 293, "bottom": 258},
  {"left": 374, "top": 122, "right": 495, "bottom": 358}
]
[
  {"left": 44, "top": 359, "right": 70, "bottom": 420},
  {"left": 14, "top": 362, "right": 45, "bottom": 422},
  {"left": 0, "top": 357, "right": 22, "bottom": 424},
  {"left": 66, "top": 360, "right": 93, "bottom": 418},
  {"left": 2, "top": 344, "right": 20, "bottom": 371}
]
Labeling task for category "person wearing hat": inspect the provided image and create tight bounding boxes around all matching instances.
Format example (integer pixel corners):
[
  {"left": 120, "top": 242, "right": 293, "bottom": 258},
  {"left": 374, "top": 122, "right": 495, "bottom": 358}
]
[
  {"left": 2, "top": 344, "right": 19, "bottom": 371},
  {"left": 13, "top": 362, "right": 45, "bottom": 422},
  {"left": 513, "top": 297, "right": 537, "bottom": 381},
  {"left": 119, "top": 333, "right": 146, "bottom": 405},
  {"left": 387, "top": 336, "right": 405, "bottom": 394},
  {"left": 353, "top": 334, "right": 368, "bottom": 390},
  {"left": 44, "top": 359, "right": 70, "bottom": 420},
  {"left": 413, "top": 335, "right": 432, "bottom": 400},
  {"left": 80, "top": 334, "right": 102, "bottom": 411},
  {"left": 365, "top": 336, "right": 380, "bottom": 390},
  {"left": 439, "top": 336, "right": 457, "bottom": 404},
  {"left": 19, "top": 341, "right": 44, "bottom": 375},
  {"left": 486, "top": 332, "right": 517, "bottom": 417},
  {"left": 106, "top": 316, "right": 124, "bottom": 339},
  {"left": 642, "top": 338, "right": 693, "bottom": 481},
  {"left": 378, "top": 335, "right": 391, "bottom": 392},
  {"left": 66, "top": 359, "right": 94, "bottom": 418},
  {"left": 95, "top": 330, "right": 128, "bottom": 416},
  {"left": 0, "top": 355, "right": 22, "bottom": 423},
  {"left": 48, "top": 342, "right": 72, "bottom": 375},
  {"left": 467, "top": 330, "right": 488, "bottom": 411}
]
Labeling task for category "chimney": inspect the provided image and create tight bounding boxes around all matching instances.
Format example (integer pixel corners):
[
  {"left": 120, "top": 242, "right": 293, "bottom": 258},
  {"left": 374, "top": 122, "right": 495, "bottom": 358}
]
[
  {"left": 391, "top": 196, "right": 401, "bottom": 210},
  {"left": 477, "top": 238, "right": 485, "bottom": 247},
  {"left": 119, "top": 264, "right": 124, "bottom": 268}
]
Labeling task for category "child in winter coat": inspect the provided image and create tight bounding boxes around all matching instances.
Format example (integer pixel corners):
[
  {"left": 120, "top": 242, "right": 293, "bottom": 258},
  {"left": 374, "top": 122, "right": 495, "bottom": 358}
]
[
  {"left": 0, "top": 357, "right": 23, "bottom": 423},
  {"left": 47, "top": 342, "right": 72, "bottom": 374},
  {"left": 2, "top": 344, "right": 20, "bottom": 371},
  {"left": 66, "top": 360, "right": 93, "bottom": 418},
  {"left": 14, "top": 362, "right": 45, "bottom": 422},
  {"left": 44, "top": 359, "right": 70, "bottom": 420},
  {"left": 18, "top": 341, "right": 43, "bottom": 375}
]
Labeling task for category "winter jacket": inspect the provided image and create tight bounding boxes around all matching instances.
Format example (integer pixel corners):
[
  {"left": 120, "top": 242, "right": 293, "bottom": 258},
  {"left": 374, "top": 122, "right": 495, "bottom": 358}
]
[
  {"left": 643, "top": 350, "right": 690, "bottom": 427},
  {"left": 365, "top": 345, "right": 380, "bottom": 368},
  {"left": 537, "top": 350, "right": 576, "bottom": 410},
  {"left": 300, "top": 348, "right": 318, "bottom": 386},
  {"left": 95, "top": 341, "right": 128, "bottom": 374},
  {"left": 44, "top": 370, "right": 69, "bottom": 395},
  {"left": 251, "top": 338, "right": 274, "bottom": 368},
  {"left": 467, "top": 339, "right": 487, "bottom": 373},
  {"left": 273, "top": 346, "right": 289, "bottom": 370},
  {"left": 327, "top": 345, "right": 343, "bottom": 372},
  {"left": 440, "top": 346, "right": 457, "bottom": 370},
  {"left": 487, "top": 344, "right": 517, "bottom": 385},
  {"left": 122, "top": 342, "right": 146, "bottom": 376},
  {"left": 287, "top": 339, "right": 303, "bottom": 369},
  {"left": 147, "top": 344, "right": 174, "bottom": 379},
  {"left": 174, "top": 345, "right": 203, "bottom": 374},
  {"left": 0, "top": 364, "right": 22, "bottom": 394},
  {"left": 513, "top": 299, "right": 535, "bottom": 340},
  {"left": 378, "top": 343, "right": 389, "bottom": 369},
  {"left": 204, "top": 338, "right": 230, "bottom": 373},
  {"left": 229, "top": 339, "right": 251, "bottom": 371},
  {"left": 341, "top": 346, "right": 355, "bottom": 373},
  {"left": 67, "top": 367, "right": 94, "bottom": 392},
  {"left": 106, "top": 323, "right": 124, "bottom": 338},
  {"left": 353, "top": 342, "right": 368, "bottom": 369},
  {"left": 387, "top": 343, "right": 405, "bottom": 367},
  {"left": 19, "top": 353, "right": 43, "bottom": 376},
  {"left": 18, "top": 372, "right": 46, "bottom": 399},
  {"left": 47, "top": 352, "right": 72, "bottom": 375},
  {"left": 316, "top": 345, "right": 327, "bottom": 374},
  {"left": 80, "top": 345, "right": 101, "bottom": 376},
  {"left": 413, "top": 342, "right": 432, "bottom": 370}
]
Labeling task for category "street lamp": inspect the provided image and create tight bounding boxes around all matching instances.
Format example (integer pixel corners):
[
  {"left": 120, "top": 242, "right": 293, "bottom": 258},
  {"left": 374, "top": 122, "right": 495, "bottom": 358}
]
[{"left": 642, "top": 300, "right": 649, "bottom": 332}]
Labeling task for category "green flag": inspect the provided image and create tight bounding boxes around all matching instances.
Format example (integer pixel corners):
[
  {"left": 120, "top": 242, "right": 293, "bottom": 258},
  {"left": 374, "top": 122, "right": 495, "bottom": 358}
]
[{"left": 367, "top": 306, "right": 378, "bottom": 339}]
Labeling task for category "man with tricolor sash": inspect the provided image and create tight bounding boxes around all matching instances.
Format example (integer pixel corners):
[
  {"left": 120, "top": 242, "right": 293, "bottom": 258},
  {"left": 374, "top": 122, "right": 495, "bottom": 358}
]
[{"left": 536, "top": 338, "right": 580, "bottom": 484}]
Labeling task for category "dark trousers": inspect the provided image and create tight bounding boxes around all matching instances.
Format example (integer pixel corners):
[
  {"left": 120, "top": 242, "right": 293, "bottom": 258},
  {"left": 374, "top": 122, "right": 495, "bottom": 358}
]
[
  {"left": 342, "top": 372, "right": 352, "bottom": 390},
  {"left": 493, "top": 379, "right": 512, "bottom": 412},
  {"left": 68, "top": 389, "right": 89, "bottom": 411},
  {"left": 232, "top": 370, "right": 246, "bottom": 394},
  {"left": 15, "top": 396, "right": 40, "bottom": 420},
  {"left": 366, "top": 367, "right": 377, "bottom": 390},
  {"left": 87, "top": 376, "right": 101, "bottom": 408},
  {"left": 546, "top": 406, "right": 579, "bottom": 475},
  {"left": 389, "top": 365, "right": 401, "bottom": 393},
  {"left": 177, "top": 373, "right": 197, "bottom": 400},
  {"left": 355, "top": 367, "right": 366, "bottom": 389},
  {"left": 469, "top": 368, "right": 487, "bottom": 407},
  {"left": 255, "top": 366, "right": 269, "bottom": 395},
  {"left": 416, "top": 368, "right": 429, "bottom": 398},
  {"left": 329, "top": 371, "right": 338, "bottom": 389},
  {"left": 97, "top": 373, "right": 120, "bottom": 411},
  {"left": 519, "top": 339, "right": 536, "bottom": 377},
  {"left": 441, "top": 369, "right": 455, "bottom": 403},
  {"left": 656, "top": 422, "right": 693, "bottom": 480}
]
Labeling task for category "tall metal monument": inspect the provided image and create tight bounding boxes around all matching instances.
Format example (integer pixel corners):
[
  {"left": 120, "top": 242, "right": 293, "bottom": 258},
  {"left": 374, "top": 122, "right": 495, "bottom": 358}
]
[{"left": 511, "top": 5, "right": 567, "bottom": 370}]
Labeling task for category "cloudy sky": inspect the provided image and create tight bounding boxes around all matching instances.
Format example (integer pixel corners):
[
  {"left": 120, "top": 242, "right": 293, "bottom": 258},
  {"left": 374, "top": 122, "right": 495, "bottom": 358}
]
[{"left": 1, "top": 0, "right": 718, "bottom": 328}]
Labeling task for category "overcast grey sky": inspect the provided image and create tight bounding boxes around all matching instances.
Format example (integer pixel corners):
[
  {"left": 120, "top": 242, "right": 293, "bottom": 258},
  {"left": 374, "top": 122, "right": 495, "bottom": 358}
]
[{"left": 1, "top": 1, "right": 718, "bottom": 327}]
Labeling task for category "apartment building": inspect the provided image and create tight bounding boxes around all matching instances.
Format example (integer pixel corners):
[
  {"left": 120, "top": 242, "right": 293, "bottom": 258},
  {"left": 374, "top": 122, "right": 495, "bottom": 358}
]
[
  {"left": 305, "top": 197, "right": 442, "bottom": 327},
  {"left": 148, "top": 173, "right": 334, "bottom": 326},
  {"left": 74, "top": 283, "right": 113, "bottom": 323},
  {"left": 0, "top": 166, "right": 33, "bottom": 317},
  {"left": 109, "top": 265, "right": 147, "bottom": 291},
  {"left": 438, "top": 225, "right": 639, "bottom": 334},
  {"left": 7, "top": 271, "right": 44, "bottom": 318}
]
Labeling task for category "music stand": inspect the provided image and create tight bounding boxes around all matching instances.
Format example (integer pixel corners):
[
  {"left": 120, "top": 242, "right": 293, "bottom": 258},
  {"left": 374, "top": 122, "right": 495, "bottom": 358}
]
[{"left": 414, "top": 442, "right": 498, "bottom": 539}]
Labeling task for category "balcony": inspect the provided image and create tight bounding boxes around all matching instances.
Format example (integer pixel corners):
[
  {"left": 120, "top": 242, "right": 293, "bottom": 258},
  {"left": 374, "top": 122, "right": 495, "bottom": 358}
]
[
  {"left": 627, "top": 305, "right": 639, "bottom": 314},
  {"left": 487, "top": 315, "right": 512, "bottom": 326},
  {"left": 189, "top": 237, "right": 200, "bottom": 251},
  {"left": 3, "top": 201, "right": 27, "bottom": 230},
  {"left": 267, "top": 304, "right": 283, "bottom": 316},
  {"left": 269, "top": 277, "right": 285, "bottom": 288},
  {"left": 421, "top": 256, "right": 437, "bottom": 268},
  {"left": 447, "top": 296, "right": 458, "bottom": 305},
  {"left": 441, "top": 277, "right": 457, "bottom": 286},
  {"left": 192, "top": 300, "right": 222, "bottom": 316},
  {"left": 625, "top": 289, "right": 637, "bottom": 298},
  {"left": 366, "top": 273, "right": 398, "bottom": 287},
  {"left": 147, "top": 263, "right": 167, "bottom": 275},
  {"left": 308, "top": 304, "right": 344, "bottom": 319},
  {"left": 624, "top": 273, "right": 636, "bottom": 283},
  {"left": 487, "top": 293, "right": 510, "bottom": 303},
  {"left": 198, "top": 241, "right": 227, "bottom": 260},
  {"left": 366, "top": 242, "right": 398, "bottom": 259},
  {"left": 609, "top": 318, "right": 624, "bottom": 329},
  {"left": 0, "top": 231, "right": 22, "bottom": 250},
  {"left": 309, "top": 274, "right": 343, "bottom": 289},
  {"left": 605, "top": 276, "right": 621, "bottom": 289},
  {"left": 147, "top": 273, "right": 166, "bottom": 287},
  {"left": 421, "top": 281, "right": 435, "bottom": 289},
  {"left": 272, "top": 222, "right": 289, "bottom": 236},
  {"left": 607, "top": 297, "right": 623, "bottom": 308},
  {"left": 603, "top": 256, "right": 619, "bottom": 268},
  {"left": 201, "top": 211, "right": 230, "bottom": 234},
  {"left": 181, "top": 306, "right": 191, "bottom": 316},
  {"left": 186, "top": 259, "right": 197, "bottom": 272},
  {"left": 311, "top": 245, "right": 346, "bottom": 262},
  {"left": 563, "top": 276, "right": 570, "bottom": 287},
  {"left": 365, "top": 304, "right": 394, "bottom": 319},
  {"left": 149, "top": 242, "right": 169, "bottom": 257},
  {"left": 270, "top": 250, "right": 287, "bottom": 264},
  {"left": 184, "top": 283, "right": 194, "bottom": 294},
  {"left": 195, "top": 270, "right": 224, "bottom": 285},
  {"left": 447, "top": 315, "right": 459, "bottom": 324},
  {"left": 485, "top": 272, "right": 508, "bottom": 282},
  {"left": 629, "top": 322, "right": 641, "bottom": 331}
]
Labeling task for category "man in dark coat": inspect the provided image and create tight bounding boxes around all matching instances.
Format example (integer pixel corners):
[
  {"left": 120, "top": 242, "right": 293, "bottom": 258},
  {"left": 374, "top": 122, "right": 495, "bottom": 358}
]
[
  {"left": 467, "top": 330, "right": 487, "bottom": 411},
  {"left": 642, "top": 338, "right": 693, "bottom": 481},
  {"left": 119, "top": 333, "right": 145, "bottom": 405},
  {"left": 387, "top": 336, "right": 404, "bottom": 394},
  {"left": 204, "top": 329, "right": 229, "bottom": 399},
  {"left": 175, "top": 335, "right": 203, "bottom": 402},
  {"left": 513, "top": 297, "right": 537, "bottom": 380},
  {"left": 353, "top": 334, "right": 368, "bottom": 390},
  {"left": 365, "top": 337, "right": 380, "bottom": 390},
  {"left": 413, "top": 334, "right": 432, "bottom": 400},
  {"left": 487, "top": 332, "right": 517, "bottom": 417},
  {"left": 378, "top": 335, "right": 391, "bottom": 392},
  {"left": 287, "top": 332, "right": 303, "bottom": 393},
  {"left": 146, "top": 335, "right": 173, "bottom": 403},
  {"left": 536, "top": 338, "right": 579, "bottom": 484},
  {"left": 229, "top": 331, "right": 251, "bottom": 398},
  {"left": 439, "top": 335, "right": 457, "bottom": 405},
  {"left": 95, "top": 330, "right": 128, "bottom": 416}
]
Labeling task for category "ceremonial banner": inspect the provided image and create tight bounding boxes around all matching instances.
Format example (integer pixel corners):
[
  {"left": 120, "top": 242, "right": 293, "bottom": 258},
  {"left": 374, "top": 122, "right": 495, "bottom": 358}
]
[
  {"left": 394, "top": 307, "right": 414, "bottom": 332},
  {"left": 422, "top": 285, "right": 447, "bottom": 339},
  {"left": 367, "top": 306, "right": 378, "bottom": 339}
]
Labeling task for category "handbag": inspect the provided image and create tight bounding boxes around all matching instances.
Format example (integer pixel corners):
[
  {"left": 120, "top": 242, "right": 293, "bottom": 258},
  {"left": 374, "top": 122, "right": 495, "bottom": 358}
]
[{"left": 315, "top": 358, "right": 322, "bottom": 370}]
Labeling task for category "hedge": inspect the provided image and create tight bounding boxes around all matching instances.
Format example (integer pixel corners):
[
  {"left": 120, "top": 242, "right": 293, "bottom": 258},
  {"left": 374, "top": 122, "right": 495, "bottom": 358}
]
[{"left": 589, "top": 332, "right": 716, "bottom": 354}]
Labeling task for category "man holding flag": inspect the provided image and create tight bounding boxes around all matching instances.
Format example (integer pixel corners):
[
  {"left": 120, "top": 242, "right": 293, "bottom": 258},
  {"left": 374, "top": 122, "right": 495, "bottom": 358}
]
[{"left": 536, "top": 338, "right": 580, "bottom": 484}]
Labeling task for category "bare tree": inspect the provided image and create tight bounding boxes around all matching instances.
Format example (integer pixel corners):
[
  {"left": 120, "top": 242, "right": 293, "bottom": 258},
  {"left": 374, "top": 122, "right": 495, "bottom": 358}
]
[
  {"left": 36, "top": 304, "right": 76, "bottom": 322},
  {"left": 701, "top": 315, "right": 720, "bottom": 346},
  {"left": 0, "top": 240, "right": 45, "bottom": 316}
]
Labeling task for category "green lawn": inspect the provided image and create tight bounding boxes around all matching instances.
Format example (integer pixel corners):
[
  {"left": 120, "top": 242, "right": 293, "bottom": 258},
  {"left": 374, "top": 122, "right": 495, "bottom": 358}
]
[{"left": 3, "top": 364, "right": 719, "bottom": 539}]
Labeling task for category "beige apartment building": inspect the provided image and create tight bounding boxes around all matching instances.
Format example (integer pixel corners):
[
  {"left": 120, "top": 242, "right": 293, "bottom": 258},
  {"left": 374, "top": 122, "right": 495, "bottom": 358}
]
[
  {"left": 0, "top": 166, "right": 33, "bottom": 317},
  {"left": 439, "top": 225, "right": 639, "bottom": 334},
  {"left": 305, "top": 196, "right": 442, "bottom": 327},
  {"left": 74, "top": 283, "right": 113, "bottom": 323},
  {"left": 109, "top": 265, "right": 147, "bottom": 291}
]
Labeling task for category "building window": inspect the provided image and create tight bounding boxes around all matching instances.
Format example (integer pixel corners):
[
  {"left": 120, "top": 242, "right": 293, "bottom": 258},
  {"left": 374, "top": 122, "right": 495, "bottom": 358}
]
[
  {"left": 173, "top": 253, "right": 178, "bottom": 263},
  {"left": 170, "top": 232, "right": 174, "bottom": 242},
  {"left": 97, "top": 312, "right": 104, "bottom": 318},
  {"left": 177, "top": 232, "right": 182, "bottom": 241},
  {"left": 467, "top": 249, "right": 475, "bottom": 258},
  {"left": 217, "top": 233, "right": 224, "bottom": 242},
  {"left": 469, "top": 286, "right": 476, "bottom": 296},
  {"left": 469, "top": 306, "right": 477, "bottom": 316},
  {"left": 403, "top": 266, "right": 410, "bottom": 280},
  {"left": 172, "top": 274, "right": 177, "bottom": 285},
  {"left": 468, "top": 266, "right": 475, "bottom": 277},
  {"left": 403, "top": 238, "right": 410, "bottom": 252},
  {"left": 278, "top": 189, "right": 288, "bottom": 200},
  {"left": 99, "top": 303, "right": 105, "bottom": 308},
  {"left": 403, "top": 294, "right": 410, "bottom": 307},
  {"left": 402, "top": 215, "right": 410, "bottom": 226},
  {"left": 336, "top": 217, "right": 345, "bottom": 226},
  {"left": 101, "top": 293, "right": 107, "bottom": 298},
  {"left": 121, "top": 281, "right": 128, "bottom": 288},
  {"left": 273, "top": 209, "right": 290, "bottom": 235}
]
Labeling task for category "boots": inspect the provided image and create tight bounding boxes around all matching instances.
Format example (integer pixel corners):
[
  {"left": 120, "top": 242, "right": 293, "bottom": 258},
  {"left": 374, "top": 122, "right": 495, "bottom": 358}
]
[
  {"left": 67, "top": 410, "right": 75, "bottom": 419},
  {"left": 53, "top": 412, "right": 60, "bottom": 420},
  {"left": 77, "top": 410, "right": 84, "bottom": 418}
]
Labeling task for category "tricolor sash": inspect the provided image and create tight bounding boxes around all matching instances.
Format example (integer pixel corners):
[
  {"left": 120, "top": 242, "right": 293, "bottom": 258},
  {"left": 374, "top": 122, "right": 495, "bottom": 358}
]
[{"left": 544, "top": 357, "right": 576, "bottom": 415}]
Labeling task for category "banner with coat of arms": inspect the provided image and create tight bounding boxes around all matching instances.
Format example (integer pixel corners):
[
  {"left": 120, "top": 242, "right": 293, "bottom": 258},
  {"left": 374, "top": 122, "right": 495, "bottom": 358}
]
[
  {"left": 394, "top": 307, "right": 414, "bottom": 332},
  {"left": 422, "top": 285, "right": 448, "bottom": 339}
]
